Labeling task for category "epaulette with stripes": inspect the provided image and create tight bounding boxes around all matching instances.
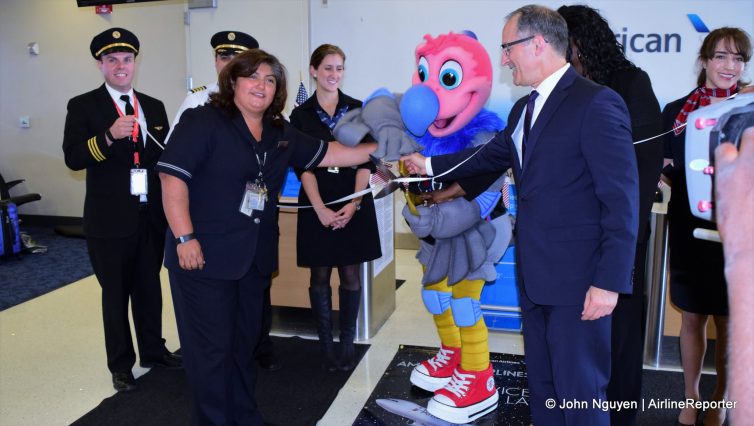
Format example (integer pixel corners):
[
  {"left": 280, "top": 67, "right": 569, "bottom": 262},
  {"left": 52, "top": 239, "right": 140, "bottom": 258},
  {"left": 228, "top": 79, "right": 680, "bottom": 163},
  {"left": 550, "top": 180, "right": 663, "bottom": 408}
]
[{"left": 190, "top": 85, "right": 207, "bottom": 94}]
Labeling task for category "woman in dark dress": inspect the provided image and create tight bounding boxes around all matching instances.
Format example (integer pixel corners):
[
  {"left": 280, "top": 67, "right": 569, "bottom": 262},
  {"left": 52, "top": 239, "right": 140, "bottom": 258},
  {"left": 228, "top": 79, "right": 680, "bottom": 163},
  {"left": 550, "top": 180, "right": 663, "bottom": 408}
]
[
  {"left": 289, "top": 44, "right": 381, "bottom": 371},
  {"left": 557, "top": 6, "right": 664, "bottom": 425},
  {"left": 662, "top": 27, "right": 751, "bottom": 426}
]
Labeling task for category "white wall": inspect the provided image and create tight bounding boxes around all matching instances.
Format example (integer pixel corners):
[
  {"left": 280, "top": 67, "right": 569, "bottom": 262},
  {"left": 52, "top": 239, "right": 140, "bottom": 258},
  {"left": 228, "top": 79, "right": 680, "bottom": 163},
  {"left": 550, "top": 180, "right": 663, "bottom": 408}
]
[
  {"left": 2, "top": 0, "right": 752, "bottom": 220},
  {"left": 185, "top": 0, "right": 309, "bottom": 115},
  {"left": 0, "top": 0, "right": 187, "bottom": 217},
  {"left": 311, "top": 0, "right": 753, "bottom": 109}
]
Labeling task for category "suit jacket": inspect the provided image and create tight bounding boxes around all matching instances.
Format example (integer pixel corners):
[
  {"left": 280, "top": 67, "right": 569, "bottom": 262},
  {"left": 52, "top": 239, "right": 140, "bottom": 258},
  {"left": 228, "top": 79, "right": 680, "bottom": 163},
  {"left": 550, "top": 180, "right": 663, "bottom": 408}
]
[
  {"left": 433, "top": 67, "right": 638, "bottom": 305},
  {"left": 63, "top": 84, "right": 169, "bottom": 239}
]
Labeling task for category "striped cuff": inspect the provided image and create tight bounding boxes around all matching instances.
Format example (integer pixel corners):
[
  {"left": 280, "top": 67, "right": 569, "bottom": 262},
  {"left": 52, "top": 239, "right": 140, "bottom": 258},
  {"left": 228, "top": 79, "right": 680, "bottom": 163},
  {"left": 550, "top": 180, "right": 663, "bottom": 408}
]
[
  {"left": 87, "top": 136, "right": 106, "bottom": 162},
  {"left": 156, "top": 161, "right": 192, "bottom": 179},
  {"left": 304, "top": 140, "right": 326, "bottom": 170}
]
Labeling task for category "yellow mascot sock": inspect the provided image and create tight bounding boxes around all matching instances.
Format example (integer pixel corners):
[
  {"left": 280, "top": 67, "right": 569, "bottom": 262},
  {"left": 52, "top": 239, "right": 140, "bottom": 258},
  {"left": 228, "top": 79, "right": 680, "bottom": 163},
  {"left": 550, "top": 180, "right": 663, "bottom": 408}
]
[
  {"left": 453, "top": 279, "right": 489, "bottom": 371},
  {"left": 425, "top": 278, "right": 461, "bottom": 349}
]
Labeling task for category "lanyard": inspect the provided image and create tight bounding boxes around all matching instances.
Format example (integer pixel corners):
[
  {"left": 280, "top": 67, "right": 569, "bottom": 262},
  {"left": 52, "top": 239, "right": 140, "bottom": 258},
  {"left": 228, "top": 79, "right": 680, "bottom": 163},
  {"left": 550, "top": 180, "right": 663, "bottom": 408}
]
[
  {"left": 112, "top": 94, "right": 141, "bottom": 167},
  {"left": 254, "top": 150, "right": 267, "bottom": 186}
]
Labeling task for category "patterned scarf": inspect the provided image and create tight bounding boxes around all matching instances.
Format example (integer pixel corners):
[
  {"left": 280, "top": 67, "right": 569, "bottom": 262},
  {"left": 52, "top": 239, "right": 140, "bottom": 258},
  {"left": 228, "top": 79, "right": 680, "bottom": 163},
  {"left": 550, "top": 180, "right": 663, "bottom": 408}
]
[
  {"left": 673, "top": 85, "right": 736, "bottom": 135},
  {"left": 316, "top": 104, "right": 349, "bottom": 131}
]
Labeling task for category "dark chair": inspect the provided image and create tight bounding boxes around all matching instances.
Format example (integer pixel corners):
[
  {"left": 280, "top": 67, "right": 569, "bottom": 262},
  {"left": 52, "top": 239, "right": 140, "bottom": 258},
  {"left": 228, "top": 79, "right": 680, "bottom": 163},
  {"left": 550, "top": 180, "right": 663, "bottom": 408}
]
[{"left": 0, "top": 172, "right": 41, "bottom": 207}]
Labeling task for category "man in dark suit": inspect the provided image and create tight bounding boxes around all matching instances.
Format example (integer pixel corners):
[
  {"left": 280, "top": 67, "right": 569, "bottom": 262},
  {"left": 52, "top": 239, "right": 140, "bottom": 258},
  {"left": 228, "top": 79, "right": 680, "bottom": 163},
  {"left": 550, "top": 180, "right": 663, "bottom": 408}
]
[
  {"left": 63, "top": 27, "right": 181, "bottom": 393},
  {"left": 402, "top": 5, "right": 638, "bottom": 425}
]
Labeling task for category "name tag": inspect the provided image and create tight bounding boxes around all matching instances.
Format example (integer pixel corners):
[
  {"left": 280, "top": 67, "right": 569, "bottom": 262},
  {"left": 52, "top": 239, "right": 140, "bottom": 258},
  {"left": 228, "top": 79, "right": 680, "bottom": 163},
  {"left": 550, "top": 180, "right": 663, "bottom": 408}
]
[
  {"left": 130, "top": 168, "right": 148, "bottom": 196},
  {"left": 240, "top": 181, "right": 266, "bottom": 216}
]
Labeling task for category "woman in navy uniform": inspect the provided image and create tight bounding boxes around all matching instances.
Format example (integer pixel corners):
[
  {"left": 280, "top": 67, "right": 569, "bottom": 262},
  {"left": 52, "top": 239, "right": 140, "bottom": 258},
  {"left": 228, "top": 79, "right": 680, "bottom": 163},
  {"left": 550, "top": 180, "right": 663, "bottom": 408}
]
[
  {"left": 290, "top": 44, "right": 381, "bottom": 371},
  {"left": 157, "top": 49, "right": 376, "bottom": 425},
  {"left": 63, "top": 27, "right": 180, "bottom": 393}
]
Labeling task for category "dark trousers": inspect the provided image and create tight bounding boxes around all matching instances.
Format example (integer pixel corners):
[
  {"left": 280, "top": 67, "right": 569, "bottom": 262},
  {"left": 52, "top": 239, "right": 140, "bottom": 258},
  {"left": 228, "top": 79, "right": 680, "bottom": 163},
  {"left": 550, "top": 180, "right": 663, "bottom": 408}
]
[
  {"left": 607, "top": 241, "right": 649, "bottom": 426},
  {"left": 254, "top": 285, "right": 273, "bottom": 359},
  {"left": 169, "top": 266, "right": 267, "bottom": 426},
  {"left": 86, "top": 209, "right": 166, "bottom": 374},
  {"left": 520, "top": 286, "right": 612, "bottom": 426}
]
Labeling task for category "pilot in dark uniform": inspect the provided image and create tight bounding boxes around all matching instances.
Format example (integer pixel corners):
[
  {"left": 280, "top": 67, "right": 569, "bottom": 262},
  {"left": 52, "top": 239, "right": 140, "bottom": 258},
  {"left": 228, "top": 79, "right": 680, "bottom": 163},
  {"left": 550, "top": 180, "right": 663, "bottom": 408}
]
[{"left": 62, "top": 27, "right": 181, "bottom": 393}]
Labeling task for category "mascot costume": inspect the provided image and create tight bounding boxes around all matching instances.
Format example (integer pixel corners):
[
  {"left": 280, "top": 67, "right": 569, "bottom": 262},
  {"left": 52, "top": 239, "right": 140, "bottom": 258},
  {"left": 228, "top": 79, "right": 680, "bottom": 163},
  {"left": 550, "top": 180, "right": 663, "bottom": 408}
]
[
  {"left": 333, "top": 31, "right": 511, "bottom": 424},
  {"left": 400, "top": 31, "right": 511, "bottom": 424}
]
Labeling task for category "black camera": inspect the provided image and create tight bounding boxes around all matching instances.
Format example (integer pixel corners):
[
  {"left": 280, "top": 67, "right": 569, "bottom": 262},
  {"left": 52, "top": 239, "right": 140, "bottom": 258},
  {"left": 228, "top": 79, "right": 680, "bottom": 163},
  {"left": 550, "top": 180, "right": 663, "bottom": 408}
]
[{"left": 685, "top": 93, "right": 754, "bottom": 223}]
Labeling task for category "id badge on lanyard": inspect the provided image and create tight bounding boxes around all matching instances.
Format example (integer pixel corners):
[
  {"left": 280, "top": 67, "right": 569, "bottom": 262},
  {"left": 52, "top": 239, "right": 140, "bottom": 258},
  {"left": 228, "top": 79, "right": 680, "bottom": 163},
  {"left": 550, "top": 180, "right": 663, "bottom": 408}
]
[
  {"left": 240, "top": 181, "right": 267, "bottom": 216},
  {"left": 113, "top": 95, "right": 147, "bottom": 196},
  {"left": 239, "top": 150, "right": 268, "bottom": 217},
  {"left": 130, "top": 168, "right": 148, "bottom": 196}
]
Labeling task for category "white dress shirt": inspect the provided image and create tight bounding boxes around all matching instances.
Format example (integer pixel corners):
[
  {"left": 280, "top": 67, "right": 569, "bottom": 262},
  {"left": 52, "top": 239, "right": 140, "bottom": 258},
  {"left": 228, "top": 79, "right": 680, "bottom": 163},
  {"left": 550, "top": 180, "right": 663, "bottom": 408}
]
[{"left": 511, "top": 63, "right": 570, "bottom": 167}]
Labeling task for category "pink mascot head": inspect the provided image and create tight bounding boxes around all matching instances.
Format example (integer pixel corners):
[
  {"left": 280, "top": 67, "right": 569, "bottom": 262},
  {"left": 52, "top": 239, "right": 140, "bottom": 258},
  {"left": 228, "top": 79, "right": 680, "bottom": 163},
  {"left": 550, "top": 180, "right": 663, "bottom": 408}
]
[{"left": 410, "top": 31, "right": 494, "bottom": 137}]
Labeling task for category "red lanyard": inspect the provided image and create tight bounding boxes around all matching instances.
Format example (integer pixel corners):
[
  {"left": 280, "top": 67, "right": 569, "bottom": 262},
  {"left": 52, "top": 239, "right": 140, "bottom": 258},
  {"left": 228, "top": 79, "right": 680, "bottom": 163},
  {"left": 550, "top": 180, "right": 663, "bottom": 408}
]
[{"left": 112, "top": 94, "right": 142, "bottom": 167}]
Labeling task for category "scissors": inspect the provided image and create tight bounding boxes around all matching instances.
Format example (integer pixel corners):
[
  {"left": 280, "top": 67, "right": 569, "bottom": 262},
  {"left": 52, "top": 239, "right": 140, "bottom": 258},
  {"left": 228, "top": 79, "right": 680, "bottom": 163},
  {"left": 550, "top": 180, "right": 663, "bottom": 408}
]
[{"left": 370, "top": 157, "right": 419, "bottom": 215}]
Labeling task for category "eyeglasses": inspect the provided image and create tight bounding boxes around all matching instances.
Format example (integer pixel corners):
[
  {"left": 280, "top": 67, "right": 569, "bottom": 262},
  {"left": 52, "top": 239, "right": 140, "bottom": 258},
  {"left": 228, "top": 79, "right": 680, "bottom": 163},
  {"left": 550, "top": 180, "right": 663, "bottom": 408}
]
[{"left": 501, "top": 35, "right": 535, "bottom": 56}]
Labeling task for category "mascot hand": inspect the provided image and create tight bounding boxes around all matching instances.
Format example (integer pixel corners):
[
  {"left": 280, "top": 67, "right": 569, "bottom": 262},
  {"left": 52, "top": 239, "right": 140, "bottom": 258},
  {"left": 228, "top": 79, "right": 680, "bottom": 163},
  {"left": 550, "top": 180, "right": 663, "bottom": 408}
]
[
  {"left": 402, "top": 197, "right": 482, "bottom": 238},
  {"left": 401, "top": 204, "right": 434, "bottom": 238},
  {"left": 333, "top": 90, "right": 423, "bottom": 160},
  {"left": 361, "top": 94, "right": 424, "bottom": 161},
  {"left": 332, "top": 109, "right": 370, "bottom": 147}
]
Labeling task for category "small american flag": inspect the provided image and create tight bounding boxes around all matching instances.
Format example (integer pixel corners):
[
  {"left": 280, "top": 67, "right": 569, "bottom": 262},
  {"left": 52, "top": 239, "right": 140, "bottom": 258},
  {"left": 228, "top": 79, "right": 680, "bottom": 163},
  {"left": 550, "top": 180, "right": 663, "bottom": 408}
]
[{"left": 295, "top": 81, "right": 309, "bottom": 107}]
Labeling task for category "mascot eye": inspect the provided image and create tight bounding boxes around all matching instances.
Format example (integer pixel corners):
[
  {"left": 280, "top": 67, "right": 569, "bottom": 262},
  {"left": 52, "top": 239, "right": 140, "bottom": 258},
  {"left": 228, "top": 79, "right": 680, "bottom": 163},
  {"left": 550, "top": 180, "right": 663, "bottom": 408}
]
[
  {"left": 439, "top": 60, "right": 463, "bottom": 89},
  {"left": 417, "top": 57, "right": 429, "bottom": 82}
]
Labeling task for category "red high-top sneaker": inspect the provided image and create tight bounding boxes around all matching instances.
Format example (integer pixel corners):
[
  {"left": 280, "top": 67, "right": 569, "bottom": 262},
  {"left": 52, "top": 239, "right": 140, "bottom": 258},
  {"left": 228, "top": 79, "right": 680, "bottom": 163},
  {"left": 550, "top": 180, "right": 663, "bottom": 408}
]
[
  {"left": 427, "top": 363, "right": 498, "bottom": 424},
  {"left": 410, "top": 345, "right": 461, "bottom": 392}
]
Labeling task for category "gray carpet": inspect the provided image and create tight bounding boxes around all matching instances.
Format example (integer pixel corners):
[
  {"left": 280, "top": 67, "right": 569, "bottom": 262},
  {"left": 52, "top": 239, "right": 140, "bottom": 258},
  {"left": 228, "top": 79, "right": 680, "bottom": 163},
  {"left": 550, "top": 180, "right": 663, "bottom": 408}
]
[{"left": 0, "top": 226, "right": 92, "bottom": 311}]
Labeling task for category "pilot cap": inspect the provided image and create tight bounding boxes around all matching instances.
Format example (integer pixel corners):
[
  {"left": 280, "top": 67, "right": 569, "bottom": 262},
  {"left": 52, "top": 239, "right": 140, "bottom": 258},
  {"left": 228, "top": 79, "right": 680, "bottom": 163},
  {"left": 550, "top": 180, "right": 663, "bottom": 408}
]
[
  {"left": 90, "top": 27, "right": 139, "bottom": 59},
  {"left": 211, "top": 31, "right": 259, "bottom": 55}
]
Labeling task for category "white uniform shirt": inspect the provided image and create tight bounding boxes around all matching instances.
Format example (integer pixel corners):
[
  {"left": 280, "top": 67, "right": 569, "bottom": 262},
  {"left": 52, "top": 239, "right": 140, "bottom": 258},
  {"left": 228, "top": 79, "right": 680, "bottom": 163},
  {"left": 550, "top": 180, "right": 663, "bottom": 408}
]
[{"left": 166, "top": 81, "right": 219, "bottom": 143}]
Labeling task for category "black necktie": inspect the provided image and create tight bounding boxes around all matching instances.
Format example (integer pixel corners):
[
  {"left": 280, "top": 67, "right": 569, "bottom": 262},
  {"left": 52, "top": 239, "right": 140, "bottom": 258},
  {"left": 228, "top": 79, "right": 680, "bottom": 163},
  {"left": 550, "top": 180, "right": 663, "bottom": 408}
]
[
  {"left": 120, "top": 94, "right": 134, "bottom": 115},
  {"left": 522, "top": 90, "right": 539, "bottom": 162},
  {"left": 120, "top": 94, "right": 143, "bottom": 146}
]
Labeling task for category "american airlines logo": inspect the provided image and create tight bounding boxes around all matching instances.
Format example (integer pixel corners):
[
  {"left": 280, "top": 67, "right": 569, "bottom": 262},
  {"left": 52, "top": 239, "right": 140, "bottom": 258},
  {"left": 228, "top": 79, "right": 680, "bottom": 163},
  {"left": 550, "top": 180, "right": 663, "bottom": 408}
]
[
  {"left": 614, "top": 14, "right": 710, "bottom": 53},
  {"left": 687, "top": 14, "right": 711, "bottom": 33}
]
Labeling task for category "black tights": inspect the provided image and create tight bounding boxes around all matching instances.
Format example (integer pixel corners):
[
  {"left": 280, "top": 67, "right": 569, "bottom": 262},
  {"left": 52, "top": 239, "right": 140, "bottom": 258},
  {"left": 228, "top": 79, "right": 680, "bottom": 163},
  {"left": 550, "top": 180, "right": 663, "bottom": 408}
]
[{"left": 310, "top": 264, "right": 361, "bottom": 292}]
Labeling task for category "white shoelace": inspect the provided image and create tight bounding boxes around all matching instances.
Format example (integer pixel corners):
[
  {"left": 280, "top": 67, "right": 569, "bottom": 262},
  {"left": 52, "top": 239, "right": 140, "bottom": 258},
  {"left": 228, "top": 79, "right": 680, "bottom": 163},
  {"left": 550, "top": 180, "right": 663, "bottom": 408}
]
[
  {"left": 427, "top": 347, "right": 454, "bottom": 371},
  {"left": 444, "top": 369, "right": 474, "bottom": 398}
]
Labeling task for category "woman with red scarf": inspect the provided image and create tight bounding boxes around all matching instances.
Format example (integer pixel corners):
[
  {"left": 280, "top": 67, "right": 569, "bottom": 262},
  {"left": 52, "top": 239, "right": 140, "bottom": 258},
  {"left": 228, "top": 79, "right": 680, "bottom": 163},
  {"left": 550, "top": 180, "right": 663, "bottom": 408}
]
[{"left": 662, "top": 27, "right": 751, "bottom": 426}]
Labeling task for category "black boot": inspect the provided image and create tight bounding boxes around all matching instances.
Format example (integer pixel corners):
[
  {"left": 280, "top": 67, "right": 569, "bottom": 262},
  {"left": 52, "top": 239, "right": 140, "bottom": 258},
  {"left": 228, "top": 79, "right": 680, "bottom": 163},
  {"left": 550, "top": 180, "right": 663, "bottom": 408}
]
[
  {"left": 309, "top": 286, "right": 338, "bottom": 372},
  {"left": 338, "top": 287, "right": 362, "bottom": 371}
]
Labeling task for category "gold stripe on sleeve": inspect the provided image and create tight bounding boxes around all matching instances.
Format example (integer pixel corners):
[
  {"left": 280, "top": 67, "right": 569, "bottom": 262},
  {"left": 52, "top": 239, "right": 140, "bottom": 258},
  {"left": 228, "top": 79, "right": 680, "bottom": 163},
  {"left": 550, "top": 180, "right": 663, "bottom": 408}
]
[{"left": 88, "top": 137, "right": 106, "bottom": 162}]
